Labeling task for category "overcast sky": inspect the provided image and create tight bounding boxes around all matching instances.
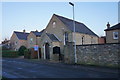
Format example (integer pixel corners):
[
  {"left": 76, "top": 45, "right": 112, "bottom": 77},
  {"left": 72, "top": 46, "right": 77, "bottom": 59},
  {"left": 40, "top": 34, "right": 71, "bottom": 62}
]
[{"left": 1, "top": 2, "right": 118, "bottom": 42}]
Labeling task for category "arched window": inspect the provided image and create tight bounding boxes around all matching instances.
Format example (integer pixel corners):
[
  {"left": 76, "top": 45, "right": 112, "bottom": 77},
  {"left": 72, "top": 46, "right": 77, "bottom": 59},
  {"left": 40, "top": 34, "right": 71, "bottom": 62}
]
[
  {"left": 53, "top": 21, "right": 56, "bottom": 28},
  {"left": 53, "top": 46, "right": 60, "bottom": 54},
  {"left": 30, "top": 38, "right": 33, "bottom": 44}
]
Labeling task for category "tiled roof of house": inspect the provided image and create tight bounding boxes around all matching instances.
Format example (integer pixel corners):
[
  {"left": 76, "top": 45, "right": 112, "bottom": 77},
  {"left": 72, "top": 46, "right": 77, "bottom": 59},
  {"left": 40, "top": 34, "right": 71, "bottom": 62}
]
[
  {"left": 54, "top": 14, "right": 98, "bottom": 37},
  {"left": 46, "top": 33, "right": 59, "bottom": 42},
  {"left": 14, "top": 31, "right": 29, "bottom": 40},
  {"left": 31, "top": 29, "right": 45, "bottom": 37},
  {"left": 104, "top": 23, "right": 120, "bottom": 31}
]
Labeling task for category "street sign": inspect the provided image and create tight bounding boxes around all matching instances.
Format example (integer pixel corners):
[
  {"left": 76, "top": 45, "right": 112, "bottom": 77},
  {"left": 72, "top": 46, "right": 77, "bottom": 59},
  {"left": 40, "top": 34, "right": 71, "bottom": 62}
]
[{"left": 34, "top": 45, "right": 38, "bottom": 51}]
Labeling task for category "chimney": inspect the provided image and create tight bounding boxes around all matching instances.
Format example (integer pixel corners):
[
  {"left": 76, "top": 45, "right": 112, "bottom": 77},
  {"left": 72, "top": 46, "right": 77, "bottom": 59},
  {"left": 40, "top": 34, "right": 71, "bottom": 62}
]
[
  {"left": 23, "top": 29, "right": 25, "bottom": 33},
  {"left": 107, "top": 22, "right": 110, "bottom": 29},
  {"left": 35, "top": 30, "right": 38, "bottom": 32}
]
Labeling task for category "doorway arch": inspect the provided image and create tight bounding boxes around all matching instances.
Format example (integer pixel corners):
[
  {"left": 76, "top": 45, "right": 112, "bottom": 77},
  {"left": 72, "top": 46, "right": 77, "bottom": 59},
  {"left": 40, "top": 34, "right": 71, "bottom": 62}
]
[{"left": 45, "top": 43, "right": 50, "bottom": 59}]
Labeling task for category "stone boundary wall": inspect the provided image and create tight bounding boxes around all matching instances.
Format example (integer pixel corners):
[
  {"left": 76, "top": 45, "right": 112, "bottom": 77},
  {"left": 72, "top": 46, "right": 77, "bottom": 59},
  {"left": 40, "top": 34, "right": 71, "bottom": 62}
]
[{"left": 64, "top": 42, "right": 120, "bottom": 67}]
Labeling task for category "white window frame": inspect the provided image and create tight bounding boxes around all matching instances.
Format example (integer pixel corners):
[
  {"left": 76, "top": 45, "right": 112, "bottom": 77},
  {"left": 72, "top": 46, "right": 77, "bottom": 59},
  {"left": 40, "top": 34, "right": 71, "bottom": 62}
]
[
  {"left": 64, "top": 32, "right": 68, "bottom": 45},
  {"left": 64, "top": 33, "right": 65, "bottom": 45},
  {"left": 113, "top": 32, "right": 118, "bottom": 39}
]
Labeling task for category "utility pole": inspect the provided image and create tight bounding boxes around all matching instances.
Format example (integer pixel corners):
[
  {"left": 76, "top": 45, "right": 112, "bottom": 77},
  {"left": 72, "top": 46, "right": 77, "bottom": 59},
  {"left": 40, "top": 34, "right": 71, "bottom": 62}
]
[{"left": 69, "top": 2, "right": 77, "bottom": 64}]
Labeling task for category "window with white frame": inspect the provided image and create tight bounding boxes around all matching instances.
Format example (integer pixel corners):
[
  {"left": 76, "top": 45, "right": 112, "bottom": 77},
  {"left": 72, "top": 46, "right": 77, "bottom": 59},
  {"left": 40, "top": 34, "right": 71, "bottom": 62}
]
[
  {"left": 64, "top": 32, "right": 68, "bottom": 45},
  {"left": 65, "top": 32, "right": 68, "bottom": 42},
  {"left": 113, "top": 32, "right": 118, "bottom": 39}
]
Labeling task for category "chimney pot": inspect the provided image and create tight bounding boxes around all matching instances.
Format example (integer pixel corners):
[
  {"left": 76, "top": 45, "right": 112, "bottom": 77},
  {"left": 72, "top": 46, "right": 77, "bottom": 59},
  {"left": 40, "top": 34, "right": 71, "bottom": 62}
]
[
  {"left": 23, "top": 29, "right": 25, "bottom": 33},
  {"left": 36, "top": 30, "right": 38, "bottom": 32},
  {"left": 107, "top": 22, "right": 110, "bottom": 29}
]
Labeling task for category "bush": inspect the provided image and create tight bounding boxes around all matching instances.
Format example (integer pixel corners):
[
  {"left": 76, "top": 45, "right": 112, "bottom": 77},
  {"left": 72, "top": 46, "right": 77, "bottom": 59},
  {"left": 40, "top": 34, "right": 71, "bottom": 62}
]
[
  {"left": 24, "top": 49, "right": 31, "bottom": 59},
  {"left": 18, "top": 46, "right": 27, "bottom": 56},
  {"left": 2, "top": 50, "right": 19, "bottom": 58}
]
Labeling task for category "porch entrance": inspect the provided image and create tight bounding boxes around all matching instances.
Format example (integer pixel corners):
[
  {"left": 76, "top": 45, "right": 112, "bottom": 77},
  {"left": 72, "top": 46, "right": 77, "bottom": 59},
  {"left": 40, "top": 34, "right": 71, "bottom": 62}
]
[{"left": 45, "top": 43, "right": 50, "bottom": 59}]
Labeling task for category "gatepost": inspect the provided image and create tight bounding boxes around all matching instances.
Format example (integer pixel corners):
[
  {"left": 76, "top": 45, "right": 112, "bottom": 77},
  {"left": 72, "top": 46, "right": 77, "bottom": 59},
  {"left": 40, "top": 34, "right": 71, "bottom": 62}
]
[{"left": 64, "top": 42, "right": 75, "bottom": 64}]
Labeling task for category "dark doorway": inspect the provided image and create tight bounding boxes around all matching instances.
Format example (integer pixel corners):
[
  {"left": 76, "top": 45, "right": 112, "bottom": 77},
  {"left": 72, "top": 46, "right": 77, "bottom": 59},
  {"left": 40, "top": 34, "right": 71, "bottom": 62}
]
[
  {"left": 39, "top": 48, "right": 41, "bottom": 58},
  {"left": 45, "top": 43, "right": 50, "bottom": 59}
]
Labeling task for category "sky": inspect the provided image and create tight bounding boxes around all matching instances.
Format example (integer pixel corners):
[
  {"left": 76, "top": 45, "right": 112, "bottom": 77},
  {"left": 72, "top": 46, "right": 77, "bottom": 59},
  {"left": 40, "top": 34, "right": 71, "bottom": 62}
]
[{"left": 1, "top": 2, "right": 118, "bottom": 42}]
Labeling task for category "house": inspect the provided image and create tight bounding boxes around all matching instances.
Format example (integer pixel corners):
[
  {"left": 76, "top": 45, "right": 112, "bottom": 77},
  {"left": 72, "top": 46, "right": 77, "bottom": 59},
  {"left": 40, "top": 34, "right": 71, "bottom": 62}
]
[
  {"left": 10, "top": 30, "right": 29, "bottom": 51},
  {"left": 27, "top": 29, "right": 44, "bottom": 49},
  {"left": 40, "top": 14, "right": 99, "bottom": 61},
  {"left": 104, "top": 22, "right": 120, "bottom": 43},
  {"left": 1, "top": 38, "right": 10, "bottom": 49},
  {"left": 27, "top": 29, "right": 44, "bottom": 58}
]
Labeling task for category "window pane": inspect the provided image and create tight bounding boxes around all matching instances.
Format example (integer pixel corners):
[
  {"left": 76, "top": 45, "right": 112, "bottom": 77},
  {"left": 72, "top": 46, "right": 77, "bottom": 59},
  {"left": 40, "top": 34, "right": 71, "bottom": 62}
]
[
  {"left": 65, "top": 32, "right": 68, "bottom": 42},
  {"left": 113, "top": 32, "right": 118, "bottom": 39}
]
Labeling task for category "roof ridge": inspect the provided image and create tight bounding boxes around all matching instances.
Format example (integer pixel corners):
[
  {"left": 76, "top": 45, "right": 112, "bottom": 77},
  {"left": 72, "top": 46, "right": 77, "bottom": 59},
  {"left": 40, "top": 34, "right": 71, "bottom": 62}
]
[
  {"left": 54, "top": 14, "right": 82, "bottom": 24},
  {"left": 14, "top": 31, "right": 29, "bottom": 34}
]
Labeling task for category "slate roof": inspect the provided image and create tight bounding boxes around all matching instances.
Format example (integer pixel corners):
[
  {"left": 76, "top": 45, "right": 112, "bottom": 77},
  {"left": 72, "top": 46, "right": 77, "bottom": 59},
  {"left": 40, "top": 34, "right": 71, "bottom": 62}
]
[
  {"left": 104, "top": 23, "right": 120, "bottom": 31},
  {"left": 46, "top": 33, "right": 59, "bottom": 42},
  {"left": 31, "top": 29, "right": 45, "bottom": 37},
  {"left": 14, "top": 31, "right": 29, "bottom": 40},
  {"left": 54, "top": 14, "right": 98, "bottom": 37}
]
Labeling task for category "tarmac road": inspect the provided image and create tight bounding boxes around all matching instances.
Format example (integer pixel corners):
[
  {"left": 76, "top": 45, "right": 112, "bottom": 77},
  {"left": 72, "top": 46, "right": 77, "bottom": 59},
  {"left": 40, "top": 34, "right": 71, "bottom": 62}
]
[{"left": 2, "top": 58, "right": 119, "bottom": 78}]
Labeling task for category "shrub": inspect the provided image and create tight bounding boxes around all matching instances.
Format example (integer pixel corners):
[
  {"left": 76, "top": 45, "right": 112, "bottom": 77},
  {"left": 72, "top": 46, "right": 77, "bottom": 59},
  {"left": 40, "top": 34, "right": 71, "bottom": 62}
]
[
  {"left": 24, "top": 49, "right": 31, "bottom": 59},
  {"left": 2, "top": 50, "right": 19, "bottom": 58},
  {"left": 18, "top": 46, "right": 27, "bottom": 56}
]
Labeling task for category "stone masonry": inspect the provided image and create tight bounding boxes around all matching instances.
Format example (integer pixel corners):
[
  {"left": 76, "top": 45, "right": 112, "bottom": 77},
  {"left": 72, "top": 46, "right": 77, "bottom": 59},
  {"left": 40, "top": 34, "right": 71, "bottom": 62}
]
[{"left": 64, "top": 42, "right": 120, "bottom": 67}]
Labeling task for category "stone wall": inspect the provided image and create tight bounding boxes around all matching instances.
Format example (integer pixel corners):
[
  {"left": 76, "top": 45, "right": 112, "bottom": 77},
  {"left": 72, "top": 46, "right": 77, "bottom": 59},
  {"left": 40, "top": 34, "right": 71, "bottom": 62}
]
[{"left": 64, "top": 42, "right": 120, "bottom": 67}]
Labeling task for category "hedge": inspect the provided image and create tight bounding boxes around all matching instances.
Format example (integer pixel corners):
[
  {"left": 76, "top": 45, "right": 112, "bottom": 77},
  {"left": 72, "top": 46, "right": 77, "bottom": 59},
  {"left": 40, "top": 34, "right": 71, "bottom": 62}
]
[{"left": 2, "top": 50, "right": 19, "bottom": 58}]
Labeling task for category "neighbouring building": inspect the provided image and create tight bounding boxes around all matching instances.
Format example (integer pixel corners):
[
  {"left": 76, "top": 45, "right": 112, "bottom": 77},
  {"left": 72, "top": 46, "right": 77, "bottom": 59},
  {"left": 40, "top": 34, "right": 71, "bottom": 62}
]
[
  {"left": 98, "top": 36, "right": 106, "bottom": 44},
  {"left": 40, "top": 14, "right": 99, "bottom": 61},
  {"left": 1, "top": 38, "right": 10, "bottom": 49},
  {"left": 27, "top": 29, "right": 44, "bottom": 58},
  {"left": 10, "top": 30, "right": 29, "bottom": 51},
  {"left": 104, "top": 22, "right": 120, "bottom": 43},
  {"left": 27, "top": 29, "right": 44, "bottom": 49}
]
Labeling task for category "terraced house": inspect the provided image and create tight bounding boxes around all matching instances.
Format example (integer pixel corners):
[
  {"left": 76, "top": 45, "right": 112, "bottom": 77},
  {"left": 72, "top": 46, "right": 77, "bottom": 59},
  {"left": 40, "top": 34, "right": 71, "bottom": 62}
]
[
  {"left": 10, "top": 30, "right": 29, "bottom": 51},
  {"left": 40, "top": 14, "right": 99, "bottom": 61}
]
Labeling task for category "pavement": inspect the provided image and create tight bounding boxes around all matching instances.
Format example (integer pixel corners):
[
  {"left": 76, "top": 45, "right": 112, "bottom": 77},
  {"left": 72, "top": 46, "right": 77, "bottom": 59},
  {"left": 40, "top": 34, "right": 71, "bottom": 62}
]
[{"left": 2, "top": 58, "right": 120, "bottom": 78}]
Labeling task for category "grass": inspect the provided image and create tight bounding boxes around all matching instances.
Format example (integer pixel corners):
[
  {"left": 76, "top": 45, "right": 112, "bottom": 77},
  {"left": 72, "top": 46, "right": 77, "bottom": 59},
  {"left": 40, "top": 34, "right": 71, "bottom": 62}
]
[
  {"left": 1, "top": 77, "right": 6, "bottom": 80},
  {"left": 1, "top": 77, "right": 10, "bottom": 80}
]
